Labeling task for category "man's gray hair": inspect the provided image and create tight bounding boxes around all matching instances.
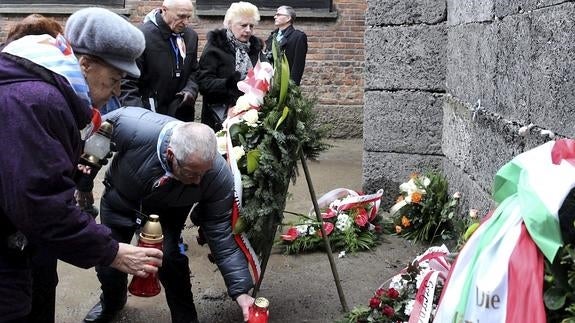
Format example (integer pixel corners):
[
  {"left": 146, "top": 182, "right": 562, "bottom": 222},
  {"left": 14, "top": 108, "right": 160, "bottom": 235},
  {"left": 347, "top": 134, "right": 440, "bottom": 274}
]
[
  {"left": 170, "top": 123, "right": 217, "bottom": 163},
  {"left": 279, "top": 5, "right": 296, "bottom": 23},
  {"left": 163, "top": 0, "right": 193, "bottom": 8}
]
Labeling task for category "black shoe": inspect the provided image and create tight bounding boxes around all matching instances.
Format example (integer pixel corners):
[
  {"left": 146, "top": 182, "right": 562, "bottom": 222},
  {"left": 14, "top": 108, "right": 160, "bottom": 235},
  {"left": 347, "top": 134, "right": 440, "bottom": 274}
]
[{"left": 83, "top": 301, "right": 120, "bottom": 323}]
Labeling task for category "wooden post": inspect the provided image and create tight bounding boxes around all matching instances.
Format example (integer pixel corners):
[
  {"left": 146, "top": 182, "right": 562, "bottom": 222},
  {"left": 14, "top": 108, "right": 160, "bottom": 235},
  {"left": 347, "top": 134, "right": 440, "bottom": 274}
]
[{"left": 299, "top": 153, "right": 349, "bottom": 312}]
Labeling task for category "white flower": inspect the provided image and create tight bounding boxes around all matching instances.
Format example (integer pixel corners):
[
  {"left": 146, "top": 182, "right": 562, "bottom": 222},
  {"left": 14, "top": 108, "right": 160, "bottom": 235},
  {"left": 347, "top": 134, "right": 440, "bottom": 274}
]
[
  {"left": 421, "top": 176, "right": 431, "bottom": 187},
  {"left": 399, "top": 179, "right": 418, "bottom": 193},
  {"left": 328, "top": 198, "right": 343, "bottom": 210},
  {"left": 404, "top": 299, "right": 415, "bottom": 316},
  {"left": 295, "top": 224, "right": 315, "bottom": 236},
  {"left": 335, "top": 213, "right": 351, "bottom": 231},
  {"left": 399, "top": 178, "right": 427, "bottom": 202},
  {"left": 242, "top": 109, "right": 259, "bottom": 126},
  {"left": 235, "top": 95, "right": 251, "bottom": 112},
  {"left": 469, "top": 208, "right": 479, "bottom": 218},
  {"left": 232, "top": 145, "right": 245, "bottom": 161},
  {"left": 215, "top": 130, "right": 227, "bottom": 155},
  {"left": 389, "top": 274, "right": 405, "bottom": 290},
  {"left": 415, "top": 267, "right": 431, "bottom": 288},
  {"left": 338, "top": 251, "right": 346, "bottom": 258}
]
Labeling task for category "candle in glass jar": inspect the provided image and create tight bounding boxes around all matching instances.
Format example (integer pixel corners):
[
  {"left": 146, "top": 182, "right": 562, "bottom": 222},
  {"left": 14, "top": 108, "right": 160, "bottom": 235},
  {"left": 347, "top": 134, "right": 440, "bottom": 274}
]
[{"left": 248, "top": 297, "right": 269, "bottom": 323}]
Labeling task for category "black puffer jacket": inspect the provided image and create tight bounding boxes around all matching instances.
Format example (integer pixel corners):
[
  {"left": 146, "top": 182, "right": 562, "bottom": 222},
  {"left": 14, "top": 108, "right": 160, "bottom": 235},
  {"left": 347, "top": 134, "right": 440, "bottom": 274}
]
[
  {"left": 101, "top": 107, "right": 253, "bottom": 298},
  {"left": 197, "top": 29, "right": 263, "bottom": 131}
]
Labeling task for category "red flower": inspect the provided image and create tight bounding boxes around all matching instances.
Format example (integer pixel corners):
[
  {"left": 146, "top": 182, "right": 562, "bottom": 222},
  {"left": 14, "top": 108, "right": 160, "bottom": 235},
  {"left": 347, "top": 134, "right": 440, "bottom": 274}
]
[
  {"left": 280, "top": 227, "right": 299, "bottom": 241},
  {"left": 375, "top": 288, "right": 385, "bottom": 297},
  {"left": 318, "top": 222, "right": 334, "bottom": 237},
  {"left": 322, "top": 208, "right": 337, "bottom": 219},
  {"left": 369, "top": 296, "right": 380, "bottom": 309},
  {"left": 382, "top": 305, "right": 394, "bottom": 317},
  {"left": 386, "top": 288, "right": 399, "bottom": 299},
  {"left": 354, "top": 208, "right": 369, "bottom": 227}
]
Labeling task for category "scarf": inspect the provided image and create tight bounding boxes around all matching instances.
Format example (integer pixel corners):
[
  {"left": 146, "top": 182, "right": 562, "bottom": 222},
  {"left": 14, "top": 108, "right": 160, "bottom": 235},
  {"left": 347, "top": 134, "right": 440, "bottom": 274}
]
[
  {"left": 226, "top": 29, "right": 252, "bottom": 79},
  {"left": 2, "top": 34, "right": 99, "bottom": 139}
]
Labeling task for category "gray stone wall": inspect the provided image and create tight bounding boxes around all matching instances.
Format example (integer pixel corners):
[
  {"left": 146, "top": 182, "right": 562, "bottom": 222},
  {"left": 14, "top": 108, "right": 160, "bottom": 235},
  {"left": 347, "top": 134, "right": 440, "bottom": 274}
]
[
  {"left": 363, "top": 0, "right": 447, "bottom": 206},
  {"left": 364, "top": 0, "right": 575, "bottom": 215}
]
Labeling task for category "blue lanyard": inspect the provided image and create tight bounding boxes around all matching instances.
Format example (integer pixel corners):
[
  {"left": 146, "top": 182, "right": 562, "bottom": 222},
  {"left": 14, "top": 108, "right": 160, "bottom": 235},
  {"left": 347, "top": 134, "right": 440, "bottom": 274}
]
[{"left": 169, "top": 37, "right": 180, "bottom": 69}]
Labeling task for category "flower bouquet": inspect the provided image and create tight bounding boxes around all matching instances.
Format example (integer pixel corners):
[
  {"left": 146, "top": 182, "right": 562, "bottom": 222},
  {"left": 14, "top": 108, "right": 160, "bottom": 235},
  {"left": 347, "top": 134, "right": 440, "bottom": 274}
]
[
  {"left": 344, "top": 245, "right": 451, "bottom": 323},
  {"left": 388, "top": 172, "right": 460, "bottom": 243},
  {"left": 217, "top": 42, "right": 328, "bottom": 282},
  {"left": 279, "top": 188, "right": 384, "bottom": 254}
]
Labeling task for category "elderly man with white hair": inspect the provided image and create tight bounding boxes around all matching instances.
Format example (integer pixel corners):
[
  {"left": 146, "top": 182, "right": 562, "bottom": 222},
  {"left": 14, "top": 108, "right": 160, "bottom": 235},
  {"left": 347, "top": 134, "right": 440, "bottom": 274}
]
[{"left": 120, "top": 0, "right": 200, "bottom": 122}]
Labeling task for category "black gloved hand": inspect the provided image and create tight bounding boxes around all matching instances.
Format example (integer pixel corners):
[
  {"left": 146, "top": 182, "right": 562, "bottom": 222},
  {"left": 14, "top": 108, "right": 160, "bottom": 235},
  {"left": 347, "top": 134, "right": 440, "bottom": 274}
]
[
  {"left": 176, "top": 91, "right": 196, "bottom": 107},
  {"left": 225, "top": 71, "right": 242, "bottom": 89}
]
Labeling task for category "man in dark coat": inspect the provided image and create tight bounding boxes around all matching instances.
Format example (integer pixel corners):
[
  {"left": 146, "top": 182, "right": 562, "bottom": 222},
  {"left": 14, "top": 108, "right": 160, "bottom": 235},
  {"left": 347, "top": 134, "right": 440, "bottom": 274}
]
[
  {"left": 120, "top": 0, "right": 199, "bottom": 122},
  {"left": 0, "top": 8, "right": 163, "bottom": 322},
  {"left": 265, "top": 5, "right": 308, "bottom": 86},
  {"left": 197, "top": 1, "right": 263, "bottom": 131},
  {"left": 83, "top": 107, "right": 254, "bottom": 323}
]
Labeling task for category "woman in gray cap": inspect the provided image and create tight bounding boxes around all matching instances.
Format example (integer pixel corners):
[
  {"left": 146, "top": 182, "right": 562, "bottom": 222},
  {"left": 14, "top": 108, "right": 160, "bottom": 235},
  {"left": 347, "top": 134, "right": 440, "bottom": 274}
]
[{"left": 0, "top": 7, "right": 163, "bottom": 323}]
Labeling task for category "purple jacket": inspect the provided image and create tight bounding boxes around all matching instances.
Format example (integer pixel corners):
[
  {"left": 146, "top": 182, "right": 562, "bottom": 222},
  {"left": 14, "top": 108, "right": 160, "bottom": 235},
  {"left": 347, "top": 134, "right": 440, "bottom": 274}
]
[{"left": 0, "top": 53, "right": 118, "bottom": 319}]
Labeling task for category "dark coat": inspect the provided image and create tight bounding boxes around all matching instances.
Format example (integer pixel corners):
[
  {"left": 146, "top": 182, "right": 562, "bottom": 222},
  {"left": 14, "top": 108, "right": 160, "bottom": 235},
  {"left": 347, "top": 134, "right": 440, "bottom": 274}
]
[
  {"left": 101, "top": 107, "right": 253, "bottom": 298},
  {"left": 265, "top": 25, "right": 308, "bottom": 85},
  {"left": 120, "top": 11, "right": 199, "bottom": 122},
  {"left": 0, "top": 53, "right": 118, "bottom": 320},
  {"left": 197, "top": 29, "right": 263, "bottom": 131}
]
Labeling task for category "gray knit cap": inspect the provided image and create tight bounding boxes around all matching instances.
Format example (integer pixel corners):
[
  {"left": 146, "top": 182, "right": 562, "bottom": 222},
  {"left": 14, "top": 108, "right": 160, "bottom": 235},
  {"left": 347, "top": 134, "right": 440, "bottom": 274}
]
[{"left": 65, "top": 7, "right": 145, "bottom": 78}]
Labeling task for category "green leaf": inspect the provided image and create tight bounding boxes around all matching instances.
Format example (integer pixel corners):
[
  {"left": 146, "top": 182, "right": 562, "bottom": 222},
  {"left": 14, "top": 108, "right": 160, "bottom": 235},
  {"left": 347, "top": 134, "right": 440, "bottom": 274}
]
[
  {"left": 246, "top": 149, "right": 261, "bottom": 174},
  {"left": 544, "top": 287, "right": 567, "bottom": 310},
  {"left": 233, "top": 216, "right": 246, "bottom": 234},
  {"left": 275, "top": 106, "right": 290, "bottom": 130},
  {"left": 277, "top": 54, "right": 290, "bottom": 108},
  {"left": 229, "top": 123, "right": 242, "bottom": 139}
]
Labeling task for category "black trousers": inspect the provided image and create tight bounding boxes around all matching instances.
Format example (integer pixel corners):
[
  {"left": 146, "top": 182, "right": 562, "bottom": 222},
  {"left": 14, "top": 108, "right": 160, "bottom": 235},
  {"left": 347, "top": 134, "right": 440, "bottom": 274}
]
[
  {"left": 25, "top": 251, "right": 58, "bottom": 323},
  {"left": 96, "top": 201, "right": 198, "bottom": 323}
]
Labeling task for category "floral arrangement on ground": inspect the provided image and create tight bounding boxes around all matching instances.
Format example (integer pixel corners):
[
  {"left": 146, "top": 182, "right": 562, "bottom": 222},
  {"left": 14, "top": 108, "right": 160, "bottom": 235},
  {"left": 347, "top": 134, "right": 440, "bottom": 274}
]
[
  {"left": 217, "top": 41, "right": 329, "bottom": 257},
  {"left": 342, "top": 245, "right": 451, "bottom": 323},
  {"left": 385, "top": 171, "right": 464, "bottom": 244},
  {"left": 278, "top": 188, "right": 385, "bottom": 254}
]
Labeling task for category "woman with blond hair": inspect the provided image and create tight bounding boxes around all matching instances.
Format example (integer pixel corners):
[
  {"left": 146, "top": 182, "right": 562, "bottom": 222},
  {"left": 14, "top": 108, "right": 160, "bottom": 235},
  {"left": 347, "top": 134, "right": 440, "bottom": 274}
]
[{"left": 197, "top": 1, "right": 264, "bottom": 131}]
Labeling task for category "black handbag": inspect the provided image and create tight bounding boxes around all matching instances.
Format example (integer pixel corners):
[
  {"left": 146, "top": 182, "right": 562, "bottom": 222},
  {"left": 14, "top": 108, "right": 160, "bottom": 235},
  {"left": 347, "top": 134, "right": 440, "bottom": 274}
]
[{"left": 207, "top": 103, "right": 228, "bottom": 130}]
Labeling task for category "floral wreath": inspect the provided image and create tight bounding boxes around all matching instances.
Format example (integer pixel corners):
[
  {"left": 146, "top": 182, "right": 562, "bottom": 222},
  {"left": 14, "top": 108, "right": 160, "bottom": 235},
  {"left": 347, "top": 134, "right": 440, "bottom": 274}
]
[{"left": 216, "top": 42, "right": 328, "bottom": 283}]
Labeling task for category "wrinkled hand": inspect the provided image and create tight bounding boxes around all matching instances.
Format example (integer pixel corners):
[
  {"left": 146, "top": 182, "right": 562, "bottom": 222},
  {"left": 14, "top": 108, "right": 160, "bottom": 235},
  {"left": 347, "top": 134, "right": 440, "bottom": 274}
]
[
  {"left": 176, "top": 91, "right": 196, "bottom": 107},
  {"left": 236, "top": 293, "right": 254, "bottom": 322},
  {"left": 110, "top": 243, "right": 163, "bottom": 277}
]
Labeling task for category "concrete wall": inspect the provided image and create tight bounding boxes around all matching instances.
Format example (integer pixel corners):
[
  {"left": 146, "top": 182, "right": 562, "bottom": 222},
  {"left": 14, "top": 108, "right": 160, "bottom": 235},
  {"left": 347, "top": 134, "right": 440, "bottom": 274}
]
[
  {"left": 363, "top": 0, "right": 447, "bottom": 206},
  {"left": 364, "top": 0, "right": 575, "bottom": 215},
  {"left": 0, "top": 0, "right": 366, "bottom": 138}
]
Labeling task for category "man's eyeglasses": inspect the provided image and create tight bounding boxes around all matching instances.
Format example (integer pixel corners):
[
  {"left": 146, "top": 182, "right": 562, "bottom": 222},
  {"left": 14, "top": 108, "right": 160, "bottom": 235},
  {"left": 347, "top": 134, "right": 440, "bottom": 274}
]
[
  {"left": 274, "top": 13, "right": 290, "bottom": 17},
  {"left": 173, "top": 157, "right": 204, "bottom": 179}
]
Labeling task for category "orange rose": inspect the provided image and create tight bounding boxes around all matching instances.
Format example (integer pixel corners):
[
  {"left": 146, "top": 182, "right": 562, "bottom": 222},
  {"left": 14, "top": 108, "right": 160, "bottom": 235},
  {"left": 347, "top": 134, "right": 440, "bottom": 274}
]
[
  {"left": 411, "top": 192, "right": 422, "bottom": 204},
  {"left": 401, "top": 216, "right": 411, "bottom": 227}
]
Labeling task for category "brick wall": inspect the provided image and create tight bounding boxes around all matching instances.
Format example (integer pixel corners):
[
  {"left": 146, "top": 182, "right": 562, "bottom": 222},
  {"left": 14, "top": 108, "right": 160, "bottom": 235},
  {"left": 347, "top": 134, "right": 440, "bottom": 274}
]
[{"left": 0, "top": 0, "right": 366, "bottom": 138}]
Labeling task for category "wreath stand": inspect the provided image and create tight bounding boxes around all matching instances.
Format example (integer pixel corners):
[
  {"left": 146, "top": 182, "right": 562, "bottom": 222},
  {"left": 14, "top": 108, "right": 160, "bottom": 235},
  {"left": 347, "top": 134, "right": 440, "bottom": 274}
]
[{"left": 251, "top": 152, "right": 349, "bottom": 313}]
